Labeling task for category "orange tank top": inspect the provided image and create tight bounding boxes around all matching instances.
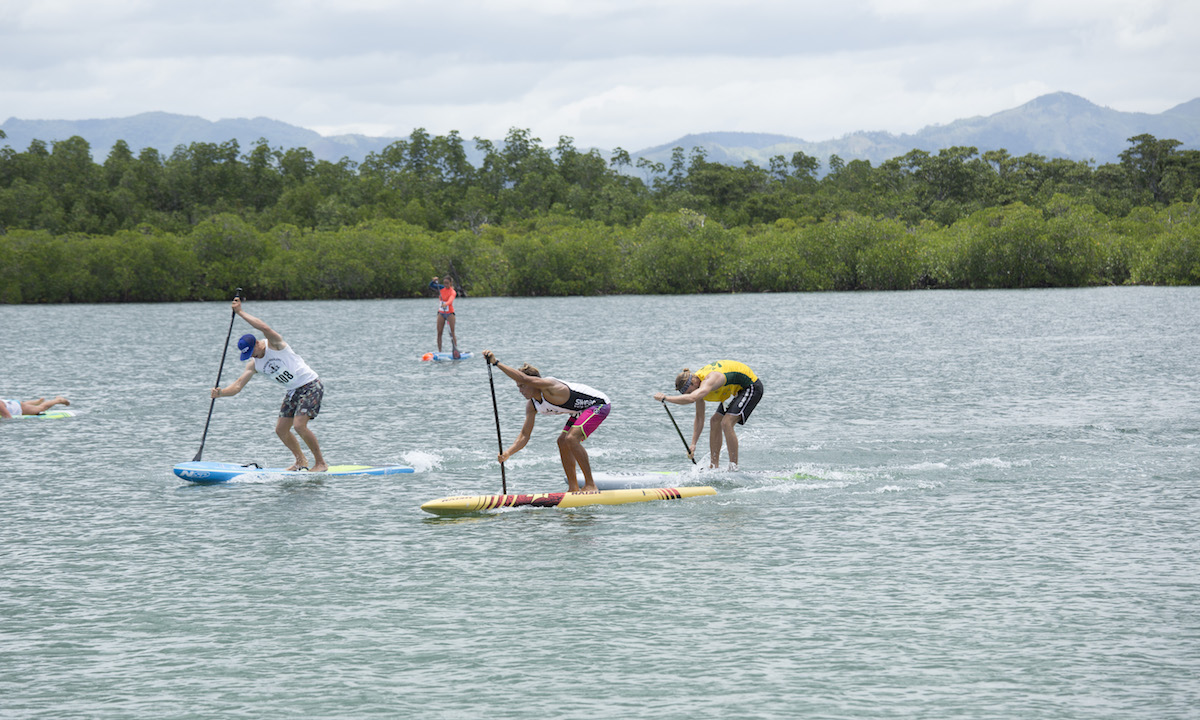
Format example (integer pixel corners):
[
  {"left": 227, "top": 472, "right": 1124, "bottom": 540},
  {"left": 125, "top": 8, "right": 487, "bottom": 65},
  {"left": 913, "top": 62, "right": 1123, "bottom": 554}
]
[{"left": 438, "top": 286, "right": 456, "bottom": 314}]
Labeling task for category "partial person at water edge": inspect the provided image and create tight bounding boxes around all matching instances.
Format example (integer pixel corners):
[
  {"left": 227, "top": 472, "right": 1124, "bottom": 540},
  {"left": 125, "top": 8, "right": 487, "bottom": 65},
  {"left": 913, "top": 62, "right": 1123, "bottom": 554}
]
[
  {"left": 1, "top": 395, "right": 70, "bottom": 418},
  {"left": 209, "top": 297, "right": 328, "bottom": 472},
  {"left": 482, "top": 350, "right": 611, "bottom": 493},
  {"left": 654, "top": 360, "right": 763, "bottom": 470}
]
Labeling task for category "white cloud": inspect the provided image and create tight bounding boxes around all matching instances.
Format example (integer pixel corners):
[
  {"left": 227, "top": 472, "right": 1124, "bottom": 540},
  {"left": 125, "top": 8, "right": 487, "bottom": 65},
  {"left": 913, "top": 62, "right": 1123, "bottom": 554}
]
[{"left": 1, "top": 0, "right": 1197, "bottom": 150}]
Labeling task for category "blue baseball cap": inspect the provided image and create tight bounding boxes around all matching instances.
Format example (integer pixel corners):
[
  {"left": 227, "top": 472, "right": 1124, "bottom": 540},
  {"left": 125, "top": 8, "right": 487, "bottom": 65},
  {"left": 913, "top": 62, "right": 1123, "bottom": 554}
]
[{"left": 237, "top": 334, "right": 257, "bottom": 361}]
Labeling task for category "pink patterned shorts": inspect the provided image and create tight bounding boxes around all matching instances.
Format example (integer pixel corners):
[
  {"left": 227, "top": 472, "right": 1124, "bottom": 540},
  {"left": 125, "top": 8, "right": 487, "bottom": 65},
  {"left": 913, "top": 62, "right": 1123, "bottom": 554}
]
[{"left": 561, "top": 403, "right": 610, "bottom": 438}]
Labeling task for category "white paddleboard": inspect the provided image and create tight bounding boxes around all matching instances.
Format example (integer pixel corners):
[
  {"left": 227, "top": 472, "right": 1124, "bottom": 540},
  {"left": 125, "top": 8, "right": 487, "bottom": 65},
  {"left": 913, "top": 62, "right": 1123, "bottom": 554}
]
[
  {"left": 592, "top": 470, "right": 682, "bottom": 490},
  {"left": 7, "top": 410, "right": 76, "bottom": 420}
]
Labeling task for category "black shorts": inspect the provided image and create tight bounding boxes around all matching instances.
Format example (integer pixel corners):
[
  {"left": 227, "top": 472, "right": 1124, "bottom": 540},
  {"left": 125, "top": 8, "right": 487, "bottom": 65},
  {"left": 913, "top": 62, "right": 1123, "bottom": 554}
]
[{"left": 715, "top": 379, "right": 763, "bottom": 425}]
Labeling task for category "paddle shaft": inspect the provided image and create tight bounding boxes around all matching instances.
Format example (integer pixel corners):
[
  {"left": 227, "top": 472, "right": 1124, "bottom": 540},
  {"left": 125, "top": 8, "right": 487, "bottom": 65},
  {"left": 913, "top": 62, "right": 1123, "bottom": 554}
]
[
  {"left": 487, "top": 361, "right": 507, "bottom": 493},
  {"left": 448, "top": 259, "right": 465, "bottom": 298},
  {"left": 662, "top": 400, "right": 697, "bottom": 464},
  {"left": 193, "top": 288, "right": 242, "bottom": 462}
]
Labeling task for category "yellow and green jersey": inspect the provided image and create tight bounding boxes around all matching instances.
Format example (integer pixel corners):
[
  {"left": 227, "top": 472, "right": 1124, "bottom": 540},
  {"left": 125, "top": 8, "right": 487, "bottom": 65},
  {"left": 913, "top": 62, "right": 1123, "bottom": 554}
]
[{"left": 695, "top": 360, "right": 759, "bottom": 402}]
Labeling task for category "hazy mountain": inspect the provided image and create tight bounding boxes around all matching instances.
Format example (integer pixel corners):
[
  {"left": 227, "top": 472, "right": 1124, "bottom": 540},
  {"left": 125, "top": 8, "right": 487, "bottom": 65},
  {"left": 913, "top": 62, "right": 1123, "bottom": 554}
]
[
  {"left": 632, "top": 93, "right": 1200, "bottom": 171},
  {"left": 3, "top": 93, "right": 1198, "bottom": 172},
  {"left": 0, "top": 111, "right": 393, "bottom": 165}
]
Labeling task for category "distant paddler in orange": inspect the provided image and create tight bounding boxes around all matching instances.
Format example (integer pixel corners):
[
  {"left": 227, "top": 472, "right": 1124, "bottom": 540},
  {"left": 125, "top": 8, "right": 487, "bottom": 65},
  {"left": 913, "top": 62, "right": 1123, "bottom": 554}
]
[{"left": 429, "top": 275, "right": 460, "bottom": 358}]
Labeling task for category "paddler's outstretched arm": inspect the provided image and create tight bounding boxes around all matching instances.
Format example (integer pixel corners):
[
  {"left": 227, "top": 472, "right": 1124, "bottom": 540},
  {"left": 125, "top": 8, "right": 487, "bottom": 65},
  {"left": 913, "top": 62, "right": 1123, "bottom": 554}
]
[
  {"left": 654, "top": 372, "right": 725, "bottom": 457},
  {"left": 690, "top": 399, "right": 706, "bottom": 453},
  {"left": 498, "top": 402, "right": 536, "bottom": 463},
  {"left": 212, "top": 363, "right": 255, "bottom": 399},
  {"left": 653, "top": 371, "right": 724, "bottom": 405},
  {"left": 232, "top": 298, "right": 285, "bottom": 350},
  {"left": 481, "top": 350, "right": 562, "bottom": 393}
]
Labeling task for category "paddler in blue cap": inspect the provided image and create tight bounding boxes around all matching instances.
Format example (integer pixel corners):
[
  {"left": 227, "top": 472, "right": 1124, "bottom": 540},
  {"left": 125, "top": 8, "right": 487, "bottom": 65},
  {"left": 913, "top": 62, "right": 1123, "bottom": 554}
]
[{"left": 210, "top": 296, "right": 328, "bottom": 472}]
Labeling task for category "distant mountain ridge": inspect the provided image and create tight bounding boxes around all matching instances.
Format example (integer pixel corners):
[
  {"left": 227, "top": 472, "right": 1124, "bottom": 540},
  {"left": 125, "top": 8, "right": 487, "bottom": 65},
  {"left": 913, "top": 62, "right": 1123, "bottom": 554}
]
[
  {"left": 633, "top": 93, "right": 1200, "bottom": 170},
  {"left": 3, "top": 93, "right": 1198, "bottom": 172},
  {"left": 0, "top": 111, "right": 386, "bottom": 165}
]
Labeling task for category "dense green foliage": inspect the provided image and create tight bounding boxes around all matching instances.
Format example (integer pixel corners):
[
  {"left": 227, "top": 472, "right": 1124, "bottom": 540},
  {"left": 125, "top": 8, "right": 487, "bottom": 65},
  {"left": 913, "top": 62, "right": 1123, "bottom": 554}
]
[{"left": 2, "top": 128, "right": 1199, "bottom": 302}]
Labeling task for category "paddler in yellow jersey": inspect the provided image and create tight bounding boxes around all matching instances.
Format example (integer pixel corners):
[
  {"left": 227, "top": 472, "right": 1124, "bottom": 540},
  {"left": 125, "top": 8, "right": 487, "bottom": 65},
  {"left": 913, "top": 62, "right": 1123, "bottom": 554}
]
[{"left": 653, "top": 360, "right": 763, "bottom": 470}]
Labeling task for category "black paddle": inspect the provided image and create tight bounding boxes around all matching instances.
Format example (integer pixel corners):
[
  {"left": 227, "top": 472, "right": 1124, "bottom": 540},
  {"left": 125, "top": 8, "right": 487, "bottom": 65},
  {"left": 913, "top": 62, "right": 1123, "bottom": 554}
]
[
  {"left": 661, "top": 400, "right": 697, "bottom": 464},
  {"left": 448, "top": 261, "right": 464, "bottom": 357},
  {"left": 193, "top": 288, "right": 242, "bottom": 462},
  {"left": 487, "top": 359, "right": 507, "bottom": 493}
]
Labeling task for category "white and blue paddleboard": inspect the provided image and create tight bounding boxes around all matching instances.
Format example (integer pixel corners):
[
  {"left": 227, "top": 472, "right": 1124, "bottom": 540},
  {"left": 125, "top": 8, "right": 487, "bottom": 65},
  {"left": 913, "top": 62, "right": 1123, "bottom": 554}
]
[
  {"left": 174, "top": 461, "right": 415, "bottom": 484},
  {"left": 423, "top": 351, "right": 474, "bottom": 362},
  {"left": 8, "top": 410, "right": 76, "bottom": 420}
]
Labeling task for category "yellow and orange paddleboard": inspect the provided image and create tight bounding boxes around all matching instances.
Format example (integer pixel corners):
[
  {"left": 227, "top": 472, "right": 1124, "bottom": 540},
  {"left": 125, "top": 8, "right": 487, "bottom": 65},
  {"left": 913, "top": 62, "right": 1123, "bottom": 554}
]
[{"left": 421, "top": 486, "right": 716, "bottom": 516}]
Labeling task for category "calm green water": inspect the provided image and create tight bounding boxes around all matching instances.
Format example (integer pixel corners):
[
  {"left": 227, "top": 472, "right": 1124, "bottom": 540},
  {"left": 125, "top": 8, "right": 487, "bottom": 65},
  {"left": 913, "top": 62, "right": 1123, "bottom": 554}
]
[{"left": 2, "top": 288, "right": 1198, "bottom": 719}]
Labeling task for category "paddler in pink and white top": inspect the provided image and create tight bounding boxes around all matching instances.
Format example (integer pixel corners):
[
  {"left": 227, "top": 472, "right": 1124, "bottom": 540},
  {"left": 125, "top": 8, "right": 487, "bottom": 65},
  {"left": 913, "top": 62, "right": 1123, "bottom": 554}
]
[
  {"left": 210, "top": 297, "right": 328, "bottom": 472},
  {"left": 482, "top": 350, "right": 611, "bottom": 493}
]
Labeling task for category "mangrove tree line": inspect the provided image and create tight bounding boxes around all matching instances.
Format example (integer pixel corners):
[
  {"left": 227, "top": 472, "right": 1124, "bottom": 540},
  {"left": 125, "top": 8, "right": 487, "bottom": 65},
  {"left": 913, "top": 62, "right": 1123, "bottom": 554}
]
[{"left": 1, "top": 127, "right": 1199, "bottom": 302}]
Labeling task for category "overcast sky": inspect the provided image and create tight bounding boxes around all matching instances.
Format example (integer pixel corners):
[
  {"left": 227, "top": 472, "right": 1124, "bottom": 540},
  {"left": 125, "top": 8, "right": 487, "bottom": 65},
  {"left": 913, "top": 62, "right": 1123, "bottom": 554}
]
[{"left": 2, "top": 0, "right": 1197, "bottom": 151}]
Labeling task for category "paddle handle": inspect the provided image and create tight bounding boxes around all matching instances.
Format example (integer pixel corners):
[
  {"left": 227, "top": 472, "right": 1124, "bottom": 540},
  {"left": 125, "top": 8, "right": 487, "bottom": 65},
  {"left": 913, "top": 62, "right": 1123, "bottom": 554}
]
[
  {"left": 662, "top": 400, "right": 697, "bottom": 464},
  {"left": 193, "top": 288, "right": 242, "bottom": 462},
  {"left": 487, "top": 360, "right": 507, "bottom": 493}
]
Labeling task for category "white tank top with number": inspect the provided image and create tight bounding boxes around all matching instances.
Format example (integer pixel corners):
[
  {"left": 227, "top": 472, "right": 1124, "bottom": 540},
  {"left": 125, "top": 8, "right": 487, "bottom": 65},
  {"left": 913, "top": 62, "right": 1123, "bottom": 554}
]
[{"left": 254, "top": 343, "right": 319, "bottom": 393}]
